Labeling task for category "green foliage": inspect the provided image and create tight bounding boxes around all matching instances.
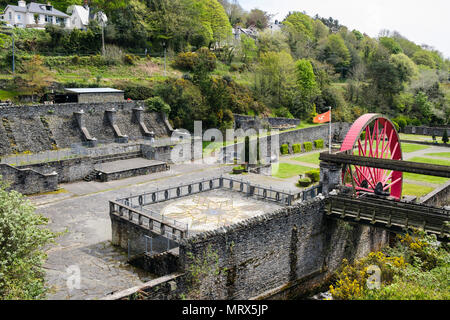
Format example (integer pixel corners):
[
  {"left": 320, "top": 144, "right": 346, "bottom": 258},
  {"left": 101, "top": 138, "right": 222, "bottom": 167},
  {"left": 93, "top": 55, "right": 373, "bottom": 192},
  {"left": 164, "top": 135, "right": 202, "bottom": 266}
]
[
  {"left": 379, "top": 37, "right": 402, "bottom": 54},
  {"left": 123, "top": 86, "right": 154, "bottom": 101},
  {"left": 412, "top": 50, "right": 437, "bottom": 69},
  {"left": 391, "top": 121, "right": 400, "bottom": 132},
  {"left": 305, "top": 169, "right": 320, "bottom": 183},
  {"left": 297, "top": 177, "right": 312, "bottom": 187},
  {"left": 292, "top": 143, "right": 302, "bottom": 154},
  {"left": 303, "top": 141, "right": 313, "bottom": 152},
  {"left": 330, "top": 231, "right": 450, "bottom": 300},
  {"left": 314, "top": 139, "right": 324, "bottom": 149},
  {"left": 145, "top": 96, "right": 171, "bottom": 114},
  {"left": 280, "top": 144, "right": 289, "bottom": 155},
  {"left": 174, "top": 48, "right": 217, "bottom": 73},
  {"left": 232, "top": 165, "right": 245, "bottom": 174},
  {"left": 0, "top": 179, "right": 58, "bottom": 299},
  {"left": 320, "top": 34, "right": 351, "bottom": 76}
]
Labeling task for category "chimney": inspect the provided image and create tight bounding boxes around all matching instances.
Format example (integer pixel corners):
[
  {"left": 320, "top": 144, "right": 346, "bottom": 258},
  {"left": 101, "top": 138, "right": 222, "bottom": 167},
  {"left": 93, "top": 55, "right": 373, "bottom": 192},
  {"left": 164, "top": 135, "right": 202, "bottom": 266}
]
[{"left": 18, "top": 0, "right": 26, "bottom": 7}]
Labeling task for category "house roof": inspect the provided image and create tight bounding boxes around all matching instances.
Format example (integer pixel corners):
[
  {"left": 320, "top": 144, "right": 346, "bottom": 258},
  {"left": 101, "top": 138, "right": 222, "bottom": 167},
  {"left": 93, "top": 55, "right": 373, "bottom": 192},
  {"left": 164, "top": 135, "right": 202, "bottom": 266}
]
[
  {"left": 65, "top": 88, "right": 124, "bottom": 94},
  {"left": 67, "top": 5, "right": 89, "bottom": 26},
  {"left": 5, "top": 2, "right": 69, "bottom": 18}
]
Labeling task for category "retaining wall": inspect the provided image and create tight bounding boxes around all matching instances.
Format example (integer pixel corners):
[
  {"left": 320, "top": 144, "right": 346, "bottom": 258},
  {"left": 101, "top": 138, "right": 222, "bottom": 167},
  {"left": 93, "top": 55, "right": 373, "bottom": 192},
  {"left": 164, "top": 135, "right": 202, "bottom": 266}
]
[
  {"left": 420, "top": 181, "right": 450, "bottom": 207},
  {"left": 0, "top": 163, "right": 58, "bottom": 195},
  {"left": 0, "top": 102, "right": 170, "bottom": 156},
  {"left": 404, "top": 126, "right": 449, "bottom": 136}
]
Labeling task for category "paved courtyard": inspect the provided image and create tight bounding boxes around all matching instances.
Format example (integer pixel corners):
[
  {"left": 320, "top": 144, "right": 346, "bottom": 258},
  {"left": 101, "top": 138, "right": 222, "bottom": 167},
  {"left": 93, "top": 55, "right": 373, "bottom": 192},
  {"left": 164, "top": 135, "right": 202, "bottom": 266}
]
[{"left": 31, "top": 161, "right": 292, "bottom": 300}]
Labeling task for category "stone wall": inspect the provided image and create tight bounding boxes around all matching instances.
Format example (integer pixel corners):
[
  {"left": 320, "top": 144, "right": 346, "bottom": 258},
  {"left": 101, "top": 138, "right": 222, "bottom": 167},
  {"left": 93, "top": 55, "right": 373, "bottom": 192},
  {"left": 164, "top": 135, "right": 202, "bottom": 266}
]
[
  {"left": 222, "top": 122, "right": 351, "bottom": 158},
  {"left": 404, "top": 126, "right": 449, "bottom": 136},
  {"left": 420, "top": 181, "right": 450, "bottom": 207},
  {"left": 234, "top": 114, "right": 300, "bottom": 131},
  {"left": 77, "top": 92, "right": 124, "bottom": 104},
  {"left": 0, "top": 163, "right": 58, "bottom": 195},
  {"left": 108, "top": 197, "right": 388, "bottom": 300},
  {"left": 0, "top": 102, "right": 171, "bottom": 156}
]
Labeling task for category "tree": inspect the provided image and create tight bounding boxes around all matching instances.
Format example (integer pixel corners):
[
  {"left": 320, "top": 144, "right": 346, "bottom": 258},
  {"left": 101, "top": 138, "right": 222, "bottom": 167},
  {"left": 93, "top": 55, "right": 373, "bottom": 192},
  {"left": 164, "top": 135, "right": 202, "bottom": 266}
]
[
  {"left": 0, "top": 180, "right": 57, "bottom": 299},
  {"left": 320, "top": 34, "right": 351, "bottom": 76},
  {"left": 379, "top": 37, "right": 402, "bottom": 54},
  {"left": 50, "top": 0, "right": 83, "bottom": 12},
  {"left": 292, "top": 59, "right": 320, "bottom": 119},
  {"left": 389, "top": 53, "right": 418, "bottom": 84},
  {"left": 18, "top": 55, "right": 54, "bottom": 101},
  {"left": 412, "top": 50, "right": 437, "bottom": 69},
  {"left": 238, "top": 34, "right": 257, "bottom": 64},
  {"left": 246, "top": 8, "right": 271, "bottom": 29}
]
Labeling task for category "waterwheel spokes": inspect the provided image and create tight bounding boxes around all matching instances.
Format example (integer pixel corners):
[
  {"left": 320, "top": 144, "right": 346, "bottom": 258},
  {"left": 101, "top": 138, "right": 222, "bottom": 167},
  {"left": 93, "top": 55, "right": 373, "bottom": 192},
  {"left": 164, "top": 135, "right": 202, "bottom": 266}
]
[{"left": 340, "top": 114, "right": 403, "bottom": 199}]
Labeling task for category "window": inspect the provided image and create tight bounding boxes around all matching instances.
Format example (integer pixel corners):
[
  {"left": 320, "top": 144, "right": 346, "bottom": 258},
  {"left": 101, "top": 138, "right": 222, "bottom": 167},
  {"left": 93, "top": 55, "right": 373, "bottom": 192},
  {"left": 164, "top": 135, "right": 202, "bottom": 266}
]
[
  {"left": 17, "top": 14, "right": 21, "bottom": 21},
  {"left": 45, "top": 15, "right": 52, "bottom": 23},
  {"left": 8, "top": 12, "right": 12, "bottom": 20}
]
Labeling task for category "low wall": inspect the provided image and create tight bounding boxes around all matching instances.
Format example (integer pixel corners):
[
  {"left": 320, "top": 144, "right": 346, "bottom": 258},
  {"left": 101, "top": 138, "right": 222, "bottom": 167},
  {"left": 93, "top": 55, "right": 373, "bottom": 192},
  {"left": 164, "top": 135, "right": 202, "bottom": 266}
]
[
  {"left": 222, "top": 122, "right": 351, "bottom": 158},
  {"left": 108, "top": 197, "right": 388, "bottom": 300},
  {"left": 234, "top": 114, "right": 300, "bottom": 131},
  {"left": 0, "top": 163, "right": 58, "bottom": 195},
  {"left": 404, "top": 126, "right": 449, "bottom": 136},
  {"left": 98, "top": 162, "right": 169, "bottom": 182},
  {"left": 420, "top": 181, "right": 450, "bottom": 207}
]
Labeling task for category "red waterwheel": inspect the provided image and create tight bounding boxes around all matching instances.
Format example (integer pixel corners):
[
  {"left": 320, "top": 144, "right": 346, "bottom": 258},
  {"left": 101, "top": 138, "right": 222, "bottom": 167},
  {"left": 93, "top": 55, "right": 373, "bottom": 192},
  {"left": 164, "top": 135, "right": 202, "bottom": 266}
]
[{"left": 340, "top": 114, "right": 403, "bottom": 199}]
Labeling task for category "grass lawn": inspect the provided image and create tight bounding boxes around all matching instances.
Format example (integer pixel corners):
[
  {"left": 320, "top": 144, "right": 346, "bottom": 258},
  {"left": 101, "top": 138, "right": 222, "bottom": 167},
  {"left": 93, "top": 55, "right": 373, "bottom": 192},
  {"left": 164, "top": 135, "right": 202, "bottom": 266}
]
[
  {"left": 272, "top": 163, "right": 313, "bottom": 179},
  {"left": 0, "top": 89, "right": 20, "bottom": 100},
  {"left": 403, "top": 172, "right": 448, "bottom": 185},
  {"left": 424, "top": 152, "right": 450, "bottom": 158},
  {"left": 402, "top": 183, "right": 434, "bottom": 198},
  {"left": 292, "top": 152, "right": 320, "bottom": 165},
  {"left": 401, "top": 143, "right": 430, "bottom": 153},
  {"left": 408, "top": 157, "right": 450, "bottom": 166}
]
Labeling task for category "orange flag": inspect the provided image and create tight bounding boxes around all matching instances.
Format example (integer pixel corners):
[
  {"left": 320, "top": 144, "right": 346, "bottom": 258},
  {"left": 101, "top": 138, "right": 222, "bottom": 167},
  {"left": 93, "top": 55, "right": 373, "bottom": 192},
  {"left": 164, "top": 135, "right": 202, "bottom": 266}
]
[{"left": 313, "top": 110, "right": 331, "bottom": 123}]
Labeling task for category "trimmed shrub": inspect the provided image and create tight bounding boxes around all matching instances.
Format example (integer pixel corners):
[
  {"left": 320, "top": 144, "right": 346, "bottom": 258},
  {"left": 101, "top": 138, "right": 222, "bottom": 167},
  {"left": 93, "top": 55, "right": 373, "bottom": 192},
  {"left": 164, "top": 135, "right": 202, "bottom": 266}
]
[
  {"left": 306, "top": 169, "right": 320, "bottom": 183},
  {"left": 314, "top": 139, "right": 324, "bottom": 149},
  {"left": 174, "top": 52, "right": 198, "bottom": 70},
  {"left": 280, "top": 144, "right": 289, "bottom": 155},
  {"left": 292, "top": 144, "right": 302, "bottom": 154},
  {"left": 303, "top": 141, "right": 313, "bottom": 152},
  {"left": 298, "top": 177, "right": 312, "bottom": 187},
  {"left": 232, "top": 166, "right": 245, "bottom": 174}
]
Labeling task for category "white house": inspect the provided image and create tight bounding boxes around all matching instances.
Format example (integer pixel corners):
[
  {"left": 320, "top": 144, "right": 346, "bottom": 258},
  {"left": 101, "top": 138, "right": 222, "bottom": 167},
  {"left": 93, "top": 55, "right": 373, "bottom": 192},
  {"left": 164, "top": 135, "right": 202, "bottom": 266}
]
[
  {"left": 3, "top": 1, "right": 70, "bottom": 29},
  {"left": 67, "top": 3, "right": 107, "bottom": 30}
]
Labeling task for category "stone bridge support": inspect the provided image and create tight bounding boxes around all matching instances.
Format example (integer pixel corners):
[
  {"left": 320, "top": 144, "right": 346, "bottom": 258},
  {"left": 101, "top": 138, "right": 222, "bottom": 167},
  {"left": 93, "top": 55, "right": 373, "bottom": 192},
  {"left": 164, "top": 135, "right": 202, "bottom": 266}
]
[
  {"left": 105, "top": 109, "right": 129, "bottom": 143},
  {"left": 74, "top": 110, "right": 98, "bottom": 147},
  {"left": 320, "top": 161, "right": 342, "bottom": 196},
  {"left": 133, "top": 107, "right": 155, "bottom": 141}
]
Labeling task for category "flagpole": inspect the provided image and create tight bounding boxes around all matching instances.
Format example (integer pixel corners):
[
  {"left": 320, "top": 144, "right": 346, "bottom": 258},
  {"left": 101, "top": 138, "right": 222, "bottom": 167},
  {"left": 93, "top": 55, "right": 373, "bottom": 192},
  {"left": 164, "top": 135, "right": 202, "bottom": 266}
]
[{"left": 329, "top": 106, "right": 332, "bottom": 154}]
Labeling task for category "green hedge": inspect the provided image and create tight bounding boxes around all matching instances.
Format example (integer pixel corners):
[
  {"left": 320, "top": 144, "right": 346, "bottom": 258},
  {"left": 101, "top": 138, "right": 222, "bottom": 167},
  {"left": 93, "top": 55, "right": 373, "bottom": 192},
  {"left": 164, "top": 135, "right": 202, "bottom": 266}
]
[
  {"left": 292, "top": 144, "right": 302, "bottom": 154},
  {"left": 303, "top": 141, "right": 313, "bottom": 152},
  {"left": 280, "top": 144, "right": 289, "bottom": 155},
  {"left": 232, "top": 166, "right": 245, "bottom": 174},
  {"left": 298, "top": 177, "right": 312, "bottom": 187},
  {"left": 314, "top": 139, "right": 324, "bottom": 149},
  {"left": 306, "top": 169, "right": 320, "bottom": 183}
]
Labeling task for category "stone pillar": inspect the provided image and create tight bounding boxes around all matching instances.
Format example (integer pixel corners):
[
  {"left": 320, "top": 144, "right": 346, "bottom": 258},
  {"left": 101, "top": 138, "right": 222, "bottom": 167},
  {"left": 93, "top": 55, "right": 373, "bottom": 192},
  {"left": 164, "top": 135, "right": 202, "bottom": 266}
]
[
  {"left": 74, "top": 110, "right": 85, "bottom": 128},
  {"left": 73, "top": 110, "right": 98, "bottom": 147},
  {"left": 320, "top": 161, "right": 342, "bottom": 196},
  {"left": 133, "top": 107, "right": 143, "bottom": 123}
]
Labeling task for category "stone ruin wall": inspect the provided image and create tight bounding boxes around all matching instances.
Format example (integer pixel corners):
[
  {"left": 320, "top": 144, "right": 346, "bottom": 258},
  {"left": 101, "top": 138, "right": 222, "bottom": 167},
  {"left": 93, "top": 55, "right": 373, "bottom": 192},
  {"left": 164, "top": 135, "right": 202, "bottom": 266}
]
[
  {"left": 107, "top": 197, "right": 389, "bottom": 300},
  {"left": 0, "top": 101, "right": 171, "bottom": 156}
]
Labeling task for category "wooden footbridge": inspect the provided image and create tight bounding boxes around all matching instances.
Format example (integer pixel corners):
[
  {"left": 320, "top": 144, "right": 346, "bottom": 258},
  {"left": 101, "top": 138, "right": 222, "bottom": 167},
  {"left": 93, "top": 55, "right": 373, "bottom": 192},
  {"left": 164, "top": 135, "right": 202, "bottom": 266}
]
[
  {"left": 319, "top": 113, "right": 449, "bottom": 241},
  {"left": 325, "top": 195, "right": 449, "bottom": 241}
]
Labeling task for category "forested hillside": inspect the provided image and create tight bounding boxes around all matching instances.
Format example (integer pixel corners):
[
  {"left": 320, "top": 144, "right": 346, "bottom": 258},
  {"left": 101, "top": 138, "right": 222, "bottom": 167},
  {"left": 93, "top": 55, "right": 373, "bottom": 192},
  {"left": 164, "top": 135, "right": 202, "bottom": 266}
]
[{"left": 0, "top": 0, "right": 448, "bottom": 131}]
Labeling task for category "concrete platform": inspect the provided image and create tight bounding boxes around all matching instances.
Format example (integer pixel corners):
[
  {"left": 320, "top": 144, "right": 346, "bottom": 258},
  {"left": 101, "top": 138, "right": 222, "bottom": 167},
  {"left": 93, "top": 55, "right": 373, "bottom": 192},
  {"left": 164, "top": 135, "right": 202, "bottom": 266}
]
[{"left": 95, "top": 158, "right": 169, "bottom": 182}]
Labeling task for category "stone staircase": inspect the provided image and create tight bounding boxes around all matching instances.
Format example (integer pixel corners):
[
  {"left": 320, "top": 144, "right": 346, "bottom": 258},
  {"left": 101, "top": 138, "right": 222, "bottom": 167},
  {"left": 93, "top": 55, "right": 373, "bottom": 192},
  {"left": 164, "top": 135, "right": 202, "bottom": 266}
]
[
  {"left": 83, "top": 170, "right": 99, "bottom": 182},
  {"left": 93, "top": 151, "right": 142, "bottom": 164}
]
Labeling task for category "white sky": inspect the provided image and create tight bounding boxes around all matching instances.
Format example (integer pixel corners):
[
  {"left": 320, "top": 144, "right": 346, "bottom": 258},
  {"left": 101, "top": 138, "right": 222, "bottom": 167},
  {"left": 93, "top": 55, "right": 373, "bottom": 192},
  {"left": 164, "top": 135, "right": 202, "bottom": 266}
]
[{"left": 239, "top": 0, "right": 450, "bottom": 59}]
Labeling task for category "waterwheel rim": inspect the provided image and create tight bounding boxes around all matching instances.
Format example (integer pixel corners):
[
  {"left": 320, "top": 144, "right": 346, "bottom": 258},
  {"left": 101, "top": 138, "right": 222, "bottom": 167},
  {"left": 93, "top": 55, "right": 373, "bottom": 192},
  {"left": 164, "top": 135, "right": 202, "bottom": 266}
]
[{"left": 340, "top": 113, "right": 403, "bottom": 199}]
